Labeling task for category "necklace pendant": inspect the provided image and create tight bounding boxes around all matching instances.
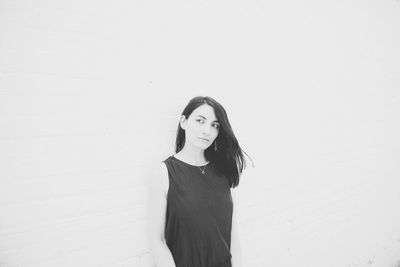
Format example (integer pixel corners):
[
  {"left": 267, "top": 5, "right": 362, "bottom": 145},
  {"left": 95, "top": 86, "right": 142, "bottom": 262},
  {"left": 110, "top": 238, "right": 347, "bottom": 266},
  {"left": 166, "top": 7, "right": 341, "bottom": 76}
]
[{"left": 198, "top": 165, "right": 206, "bottom": 174}]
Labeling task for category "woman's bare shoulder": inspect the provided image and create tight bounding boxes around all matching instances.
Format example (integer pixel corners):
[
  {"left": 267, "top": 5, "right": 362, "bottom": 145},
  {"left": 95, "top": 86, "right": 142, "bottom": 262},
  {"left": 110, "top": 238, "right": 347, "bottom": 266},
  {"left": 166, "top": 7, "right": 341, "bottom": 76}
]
[{"left": 148, "top": 161, "right": 169, "bottom": 197}]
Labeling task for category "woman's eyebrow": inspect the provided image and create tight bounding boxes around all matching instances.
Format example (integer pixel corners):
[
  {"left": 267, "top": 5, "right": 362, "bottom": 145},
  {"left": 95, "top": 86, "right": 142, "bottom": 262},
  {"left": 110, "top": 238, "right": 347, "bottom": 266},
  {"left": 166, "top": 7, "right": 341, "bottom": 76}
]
[{"left": 197, "top": 115, "right": 219, "bottom": 123}]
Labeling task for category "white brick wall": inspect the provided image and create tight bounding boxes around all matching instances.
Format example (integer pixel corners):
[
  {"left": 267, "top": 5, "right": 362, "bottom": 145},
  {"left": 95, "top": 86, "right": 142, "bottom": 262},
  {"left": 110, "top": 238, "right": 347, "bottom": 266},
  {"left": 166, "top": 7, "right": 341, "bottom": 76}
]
[{"left": 1, "top": 1, "right": 400, "bottom": 266}]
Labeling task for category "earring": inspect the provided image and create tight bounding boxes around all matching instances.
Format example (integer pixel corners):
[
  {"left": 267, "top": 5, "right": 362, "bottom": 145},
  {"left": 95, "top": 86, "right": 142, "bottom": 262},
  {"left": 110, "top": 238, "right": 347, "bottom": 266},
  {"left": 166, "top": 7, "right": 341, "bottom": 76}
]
[{"left": 214, "top": 140, "right": 217, "bottom": 151}]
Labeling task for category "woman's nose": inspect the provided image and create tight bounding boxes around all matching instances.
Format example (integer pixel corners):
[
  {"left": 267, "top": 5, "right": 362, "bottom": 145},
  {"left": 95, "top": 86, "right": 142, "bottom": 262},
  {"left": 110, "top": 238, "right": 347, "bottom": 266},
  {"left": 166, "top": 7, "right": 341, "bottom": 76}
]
[{"left": 202, "top": 124, "right": 212, "bottom": 134}]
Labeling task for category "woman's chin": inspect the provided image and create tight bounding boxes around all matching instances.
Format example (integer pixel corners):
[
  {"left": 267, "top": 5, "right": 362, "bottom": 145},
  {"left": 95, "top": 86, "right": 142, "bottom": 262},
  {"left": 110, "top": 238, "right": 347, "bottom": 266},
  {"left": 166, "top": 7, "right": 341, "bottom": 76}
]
[{"left": 195, "top": 142, "right": 210, "bottom": 150}]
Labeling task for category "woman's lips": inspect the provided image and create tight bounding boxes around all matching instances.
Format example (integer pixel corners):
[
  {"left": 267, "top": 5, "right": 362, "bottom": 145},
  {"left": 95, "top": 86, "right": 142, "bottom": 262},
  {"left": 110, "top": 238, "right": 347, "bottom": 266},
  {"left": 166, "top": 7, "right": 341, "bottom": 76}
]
[{"left": 199, "top": 138, "right": 209, "bottom": 142}]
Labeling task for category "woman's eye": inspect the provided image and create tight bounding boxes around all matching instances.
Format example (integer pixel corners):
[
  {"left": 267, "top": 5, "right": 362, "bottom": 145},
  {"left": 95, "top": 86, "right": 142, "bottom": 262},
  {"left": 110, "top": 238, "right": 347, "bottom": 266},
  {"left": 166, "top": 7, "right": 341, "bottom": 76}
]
[{"left": 196, "top": 119, "right": 218, "bottom": 129}]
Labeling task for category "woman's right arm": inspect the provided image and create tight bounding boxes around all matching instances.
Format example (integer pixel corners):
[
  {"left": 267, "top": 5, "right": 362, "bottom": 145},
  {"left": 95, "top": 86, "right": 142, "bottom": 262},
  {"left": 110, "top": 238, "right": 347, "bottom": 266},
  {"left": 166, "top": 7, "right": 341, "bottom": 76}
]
[{"left": 146, "top": 162, "right": 176, "bottom": 267}]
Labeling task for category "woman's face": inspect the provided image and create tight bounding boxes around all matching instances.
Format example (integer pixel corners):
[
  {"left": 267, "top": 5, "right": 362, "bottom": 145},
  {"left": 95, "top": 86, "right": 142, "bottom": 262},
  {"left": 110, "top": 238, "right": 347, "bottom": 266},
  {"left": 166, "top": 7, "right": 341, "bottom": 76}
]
[{"left": 180, "top": 104, "right": 220, "bottom": 150}]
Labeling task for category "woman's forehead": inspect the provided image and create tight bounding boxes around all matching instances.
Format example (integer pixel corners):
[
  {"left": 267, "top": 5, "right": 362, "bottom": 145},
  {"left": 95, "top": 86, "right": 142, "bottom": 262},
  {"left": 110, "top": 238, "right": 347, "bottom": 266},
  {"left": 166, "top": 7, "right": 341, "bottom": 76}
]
[{"left": 192, "top": 105, "right": 218, "bottom": 121}]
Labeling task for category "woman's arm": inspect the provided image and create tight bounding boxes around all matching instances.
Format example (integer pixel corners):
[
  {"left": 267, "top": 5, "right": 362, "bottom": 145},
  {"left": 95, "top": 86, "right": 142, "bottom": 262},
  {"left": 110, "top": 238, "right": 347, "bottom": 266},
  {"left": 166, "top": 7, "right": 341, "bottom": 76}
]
[
  {"left": 230, "top": 188, "right": 243, "bottom": 267},
  {"left": 146, "top": 163, "right": 176, "bottom": 267}
]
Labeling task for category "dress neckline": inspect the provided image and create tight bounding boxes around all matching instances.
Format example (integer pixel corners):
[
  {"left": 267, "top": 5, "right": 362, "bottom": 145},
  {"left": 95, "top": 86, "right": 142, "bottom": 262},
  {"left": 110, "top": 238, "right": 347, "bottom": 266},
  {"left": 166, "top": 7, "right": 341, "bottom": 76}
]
[{"left": 172, "top": 155, "right": 210, "bottom": 167}]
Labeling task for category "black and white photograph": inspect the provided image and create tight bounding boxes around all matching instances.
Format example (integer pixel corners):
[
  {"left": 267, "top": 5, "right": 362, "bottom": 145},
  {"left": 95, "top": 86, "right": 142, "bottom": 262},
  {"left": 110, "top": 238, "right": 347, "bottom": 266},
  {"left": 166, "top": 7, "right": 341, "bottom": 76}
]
[{"left": 1, "top": 1, "right": 399, "bottom": 266}]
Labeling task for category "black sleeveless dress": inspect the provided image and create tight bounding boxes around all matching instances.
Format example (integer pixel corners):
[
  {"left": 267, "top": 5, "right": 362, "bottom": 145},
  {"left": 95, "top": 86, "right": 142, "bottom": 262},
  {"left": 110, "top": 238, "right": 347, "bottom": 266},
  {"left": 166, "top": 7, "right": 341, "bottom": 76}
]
[{"left": 162, "top": 155, "right": 233, "bottom": 267}]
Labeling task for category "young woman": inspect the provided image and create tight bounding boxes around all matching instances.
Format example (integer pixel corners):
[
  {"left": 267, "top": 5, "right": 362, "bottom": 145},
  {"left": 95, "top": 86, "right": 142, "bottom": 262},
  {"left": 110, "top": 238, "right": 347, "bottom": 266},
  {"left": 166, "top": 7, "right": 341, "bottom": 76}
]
[{"left": 147, "top": 96, "right": 252, "bottom": 267}]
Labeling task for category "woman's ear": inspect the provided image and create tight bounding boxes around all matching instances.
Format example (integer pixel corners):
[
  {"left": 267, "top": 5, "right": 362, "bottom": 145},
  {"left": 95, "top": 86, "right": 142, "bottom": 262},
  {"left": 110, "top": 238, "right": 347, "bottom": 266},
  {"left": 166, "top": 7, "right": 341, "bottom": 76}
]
[{"left": 179, "top": 115, "right": 187, "bottom": 130}]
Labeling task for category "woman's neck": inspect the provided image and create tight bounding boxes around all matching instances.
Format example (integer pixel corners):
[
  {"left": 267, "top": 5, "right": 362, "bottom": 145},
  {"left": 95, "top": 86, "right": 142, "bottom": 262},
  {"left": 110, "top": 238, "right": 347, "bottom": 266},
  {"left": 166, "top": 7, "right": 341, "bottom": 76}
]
[{"left": 175, "top": 147, "right": 208, "bottom": 165}]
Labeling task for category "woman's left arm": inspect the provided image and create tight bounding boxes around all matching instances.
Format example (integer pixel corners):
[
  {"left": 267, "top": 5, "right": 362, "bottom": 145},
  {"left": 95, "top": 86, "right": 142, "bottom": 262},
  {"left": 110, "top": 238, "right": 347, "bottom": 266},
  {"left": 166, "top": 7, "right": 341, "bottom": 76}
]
[{"left": 230, "top": 188, "right": 243, "bottom": 267}]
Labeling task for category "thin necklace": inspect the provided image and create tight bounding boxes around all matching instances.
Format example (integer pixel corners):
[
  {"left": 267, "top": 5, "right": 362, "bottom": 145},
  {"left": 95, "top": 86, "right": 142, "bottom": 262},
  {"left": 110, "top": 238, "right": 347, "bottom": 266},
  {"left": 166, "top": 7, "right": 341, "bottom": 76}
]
[{"left": 198, "top": 165, "right": 206, "bottom": 174}]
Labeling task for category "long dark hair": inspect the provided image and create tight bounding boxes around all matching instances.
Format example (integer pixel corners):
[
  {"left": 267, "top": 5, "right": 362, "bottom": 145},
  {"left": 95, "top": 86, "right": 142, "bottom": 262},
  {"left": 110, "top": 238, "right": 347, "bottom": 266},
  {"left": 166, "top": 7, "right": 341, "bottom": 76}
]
[{"left": 175, "top": 96, "right": 253, "bottom": 188}]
